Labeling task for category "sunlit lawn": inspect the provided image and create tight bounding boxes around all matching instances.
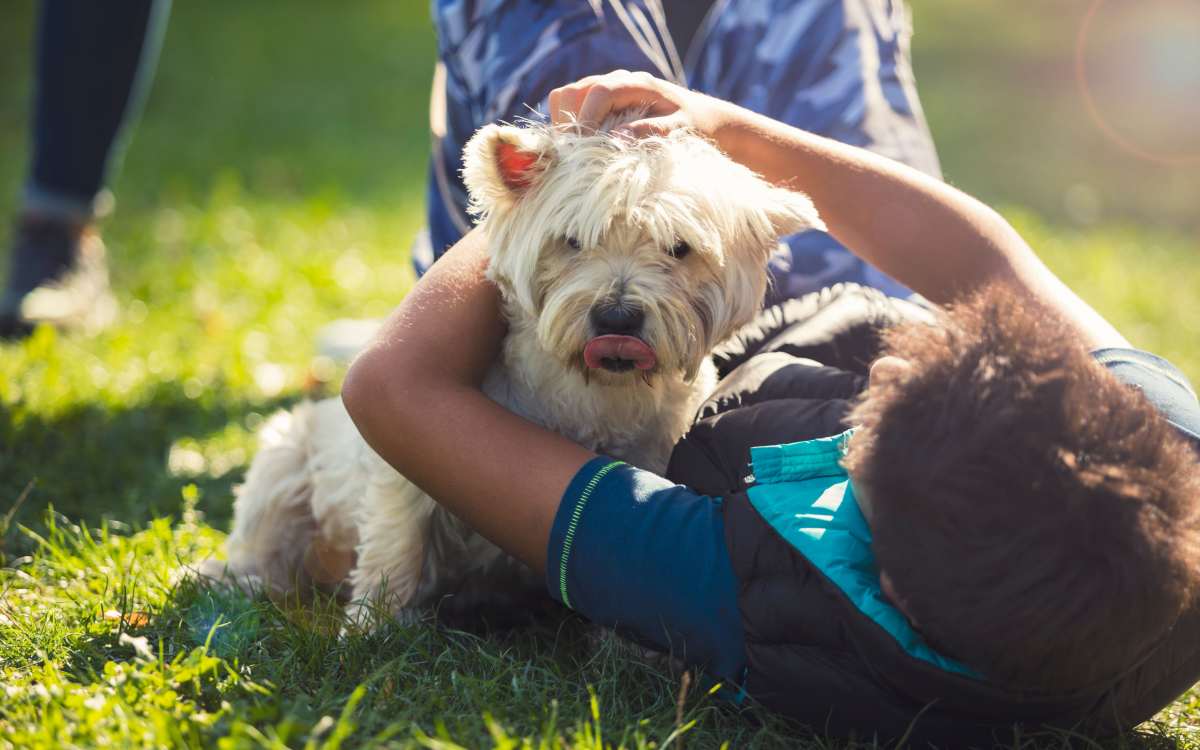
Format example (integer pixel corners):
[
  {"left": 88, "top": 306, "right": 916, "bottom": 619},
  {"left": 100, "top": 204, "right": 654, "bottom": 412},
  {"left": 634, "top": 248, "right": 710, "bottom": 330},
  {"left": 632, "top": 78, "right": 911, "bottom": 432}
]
[{"left": 1, "top": 1, "right": 1198, "bottom": 747}]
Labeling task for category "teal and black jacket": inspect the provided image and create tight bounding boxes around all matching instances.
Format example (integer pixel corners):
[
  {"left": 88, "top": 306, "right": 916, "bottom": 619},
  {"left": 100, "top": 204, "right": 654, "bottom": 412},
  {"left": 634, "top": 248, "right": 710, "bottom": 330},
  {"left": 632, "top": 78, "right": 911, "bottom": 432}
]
[{"left": 545, "top": 285, "right": 1200, "bottom": 744}]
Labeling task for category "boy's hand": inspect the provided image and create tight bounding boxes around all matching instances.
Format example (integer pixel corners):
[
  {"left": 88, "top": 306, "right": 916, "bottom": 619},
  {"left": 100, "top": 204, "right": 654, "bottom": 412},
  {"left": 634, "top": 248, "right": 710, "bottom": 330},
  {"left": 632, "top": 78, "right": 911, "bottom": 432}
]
[{"left": 548, "top": 70, "right": 731, "bottom": 140}]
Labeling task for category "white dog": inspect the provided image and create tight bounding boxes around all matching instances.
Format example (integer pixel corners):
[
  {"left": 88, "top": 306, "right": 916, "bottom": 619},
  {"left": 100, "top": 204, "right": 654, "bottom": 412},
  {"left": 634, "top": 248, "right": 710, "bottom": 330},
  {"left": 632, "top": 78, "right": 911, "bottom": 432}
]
[{"left": 209, "top": 115, "right": 822, "bottom": 629}]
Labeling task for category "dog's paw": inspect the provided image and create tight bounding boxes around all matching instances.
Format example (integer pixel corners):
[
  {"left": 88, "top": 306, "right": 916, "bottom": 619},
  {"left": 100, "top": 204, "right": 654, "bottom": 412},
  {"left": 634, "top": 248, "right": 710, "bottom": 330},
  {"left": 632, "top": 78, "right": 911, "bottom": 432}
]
[
  {"left": 184, "top": 558, "right": 265, "bottom": 597},
  {"left": 340, "top": 600, "right": 375, "bottom": 638},
  {"left": 339, "top": 601, "right": 422, "bottom": 639}
]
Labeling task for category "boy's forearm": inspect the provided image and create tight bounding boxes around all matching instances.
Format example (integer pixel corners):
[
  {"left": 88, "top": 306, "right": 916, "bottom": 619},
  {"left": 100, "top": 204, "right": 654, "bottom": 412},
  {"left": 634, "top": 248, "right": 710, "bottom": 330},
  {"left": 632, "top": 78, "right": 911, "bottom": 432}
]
[
  {"left": 344, "top": 372, "right": 590, "bottom": 573},
  {"left": 714, "top": 105, "right": 1025, "bottom": 303},
  {"left": 342, "top": 229, "right": 595, "bottom": 572},
  {"left": 709, "top": 101, "right": 1127, "bottom": 347}
]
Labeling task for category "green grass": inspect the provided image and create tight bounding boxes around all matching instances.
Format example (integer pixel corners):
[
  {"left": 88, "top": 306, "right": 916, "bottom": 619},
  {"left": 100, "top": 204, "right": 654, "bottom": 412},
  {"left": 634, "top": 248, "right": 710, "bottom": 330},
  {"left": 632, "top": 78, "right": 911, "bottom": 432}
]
[
  {"left": 1, "top": 508, "right": 783, "bottom": 749},
  {"left": 1, "top": 1, "right": 1198, "bottom": 747}
]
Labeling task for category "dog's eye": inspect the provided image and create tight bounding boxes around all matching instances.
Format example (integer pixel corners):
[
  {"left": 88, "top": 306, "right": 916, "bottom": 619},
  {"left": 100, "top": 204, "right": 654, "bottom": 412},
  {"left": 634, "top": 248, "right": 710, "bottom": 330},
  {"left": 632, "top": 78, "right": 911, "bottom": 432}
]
[
  {"left": 565, "top": 236, "right": 581, "bottom": 251},
  {"left": 669, "top": 240, "right": 692, "bottom": 260}
]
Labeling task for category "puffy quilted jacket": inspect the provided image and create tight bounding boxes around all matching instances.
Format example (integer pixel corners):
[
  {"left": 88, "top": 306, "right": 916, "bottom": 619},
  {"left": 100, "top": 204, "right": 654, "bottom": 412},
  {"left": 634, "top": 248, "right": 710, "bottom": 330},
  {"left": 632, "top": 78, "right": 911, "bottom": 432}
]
[{"left": 665, "top": 284, "right": 1200, "bottom": 745}]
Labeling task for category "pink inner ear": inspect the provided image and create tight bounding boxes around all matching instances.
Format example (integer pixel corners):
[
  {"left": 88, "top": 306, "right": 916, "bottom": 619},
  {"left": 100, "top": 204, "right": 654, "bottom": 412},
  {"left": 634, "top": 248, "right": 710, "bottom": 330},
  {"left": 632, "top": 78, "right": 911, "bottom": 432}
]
[{"left": 496, "top": 141, "right": 539, "bottom": 191}]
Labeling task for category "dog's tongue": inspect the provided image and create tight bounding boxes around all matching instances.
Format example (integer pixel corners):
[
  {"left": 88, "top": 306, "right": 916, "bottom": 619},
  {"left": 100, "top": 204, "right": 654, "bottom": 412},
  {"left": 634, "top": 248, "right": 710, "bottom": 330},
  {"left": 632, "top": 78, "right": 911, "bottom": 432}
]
[{"left": 583, "top": 335, "right": 657, "bottom": 370}]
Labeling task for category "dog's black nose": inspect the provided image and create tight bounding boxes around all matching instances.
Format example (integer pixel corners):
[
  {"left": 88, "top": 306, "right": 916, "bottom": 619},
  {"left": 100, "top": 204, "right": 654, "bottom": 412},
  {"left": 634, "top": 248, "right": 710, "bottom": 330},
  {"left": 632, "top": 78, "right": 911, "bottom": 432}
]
[{"left": 590, "top": 303, "right": 645, "bottom": 336}]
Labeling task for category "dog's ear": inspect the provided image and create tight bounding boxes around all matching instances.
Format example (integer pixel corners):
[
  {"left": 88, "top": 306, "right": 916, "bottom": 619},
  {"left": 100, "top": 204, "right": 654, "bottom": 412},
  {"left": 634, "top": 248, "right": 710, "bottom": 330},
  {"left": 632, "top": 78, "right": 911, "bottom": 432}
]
[
  {"left": 763, "top": 186, "right": 826, "bottom": 238},
  {"left": 494, "top": 140, "right": 540, "bottom": 192},
  {"left": 463, "top": 123, "right": 553, "bottom": 218}
]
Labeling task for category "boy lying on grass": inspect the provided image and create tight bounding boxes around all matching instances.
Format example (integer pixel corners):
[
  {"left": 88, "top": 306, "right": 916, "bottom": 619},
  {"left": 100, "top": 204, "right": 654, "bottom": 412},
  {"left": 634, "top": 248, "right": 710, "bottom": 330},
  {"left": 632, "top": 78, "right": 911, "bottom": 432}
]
[{"left": 342, "top": 72, "right": 1200, "bottom": 743}]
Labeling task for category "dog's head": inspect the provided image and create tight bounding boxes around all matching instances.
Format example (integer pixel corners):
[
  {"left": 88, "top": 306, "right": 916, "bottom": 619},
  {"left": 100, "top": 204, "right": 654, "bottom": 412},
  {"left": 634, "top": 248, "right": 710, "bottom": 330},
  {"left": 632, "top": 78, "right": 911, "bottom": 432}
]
[{"left": 462, "top": 117, "right": 823, "bottom": 383}]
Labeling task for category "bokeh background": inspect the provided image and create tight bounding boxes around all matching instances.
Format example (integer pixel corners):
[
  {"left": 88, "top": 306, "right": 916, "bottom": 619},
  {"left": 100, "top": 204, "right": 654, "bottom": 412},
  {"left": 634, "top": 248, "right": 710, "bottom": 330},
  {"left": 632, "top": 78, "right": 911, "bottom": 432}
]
[{"left": 1, "top": 2, "right": 1199, "bottom": 746}]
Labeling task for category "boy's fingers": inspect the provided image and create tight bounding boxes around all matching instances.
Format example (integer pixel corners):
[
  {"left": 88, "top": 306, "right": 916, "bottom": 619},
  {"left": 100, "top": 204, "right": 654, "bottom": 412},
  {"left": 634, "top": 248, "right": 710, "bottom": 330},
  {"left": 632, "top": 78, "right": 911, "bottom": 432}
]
[
  {"left": 549, "top": 72, "right": 624, "bottom": 124},
  {"left": 579, "top": 86, "right": 680, "bottom": 129},
  {"left": 577, "top": 84, "right": 618, "bottom": 128},
  {"left": 551, "top": 71, "right": 680, "bottom": 128},
  {"left": 622, "top": 113, "right": 689, "bottom": 138},
  {"left": 550, "top": 86, "right": 587, "bottom": 124}
]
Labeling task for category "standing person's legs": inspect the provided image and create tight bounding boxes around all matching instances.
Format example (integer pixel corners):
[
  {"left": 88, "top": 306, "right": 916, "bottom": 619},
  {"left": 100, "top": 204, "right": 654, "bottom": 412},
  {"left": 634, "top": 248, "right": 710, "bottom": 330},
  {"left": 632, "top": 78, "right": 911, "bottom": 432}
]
[{"left": 2, "top": 0, "right": 171, "bottom": 337}]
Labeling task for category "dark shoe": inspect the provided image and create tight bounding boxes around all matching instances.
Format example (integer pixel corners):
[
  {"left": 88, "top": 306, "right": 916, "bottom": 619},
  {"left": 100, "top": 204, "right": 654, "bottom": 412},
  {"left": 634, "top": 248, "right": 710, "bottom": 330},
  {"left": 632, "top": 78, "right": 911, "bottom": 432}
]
[{"left": 0, "top": 215, "right": 116, "bottom": 338}]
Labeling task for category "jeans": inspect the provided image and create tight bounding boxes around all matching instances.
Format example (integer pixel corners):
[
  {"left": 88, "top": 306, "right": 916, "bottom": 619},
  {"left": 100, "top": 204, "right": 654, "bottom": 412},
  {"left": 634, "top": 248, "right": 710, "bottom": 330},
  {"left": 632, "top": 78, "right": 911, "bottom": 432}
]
[{"left": 23, "top": 0, "right": 172, "bottom": 222}]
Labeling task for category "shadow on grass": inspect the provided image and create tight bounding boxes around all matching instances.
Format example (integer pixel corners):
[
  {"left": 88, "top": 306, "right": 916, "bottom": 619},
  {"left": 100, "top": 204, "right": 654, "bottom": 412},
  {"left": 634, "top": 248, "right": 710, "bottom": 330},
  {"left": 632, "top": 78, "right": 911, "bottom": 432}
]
[
  {"left": 1118, "top": 734, "right": 1183, "bottom": 750},
  {"left": 0, "top": 383, "right": 310, "bottom": 548},
  {"left": 58, "top": 574, "right": 623, "bottom": 743}
]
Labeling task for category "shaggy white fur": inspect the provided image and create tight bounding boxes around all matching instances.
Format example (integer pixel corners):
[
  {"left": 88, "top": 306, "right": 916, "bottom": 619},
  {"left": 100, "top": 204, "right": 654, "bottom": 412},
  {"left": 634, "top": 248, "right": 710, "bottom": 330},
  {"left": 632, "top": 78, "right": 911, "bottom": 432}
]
[{"left": 207, "top": 116, "right": 823, "bottom": 629}]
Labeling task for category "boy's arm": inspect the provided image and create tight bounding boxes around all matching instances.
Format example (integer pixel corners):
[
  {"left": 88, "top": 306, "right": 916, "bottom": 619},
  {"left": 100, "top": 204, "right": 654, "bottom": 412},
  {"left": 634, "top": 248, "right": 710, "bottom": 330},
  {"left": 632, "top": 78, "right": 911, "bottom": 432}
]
[
  {"left": 341, "top": 229, "right": 594, "bottom": 572},
  {"left": 550, "top": 72, "right": 1129, "bottom": 351}
]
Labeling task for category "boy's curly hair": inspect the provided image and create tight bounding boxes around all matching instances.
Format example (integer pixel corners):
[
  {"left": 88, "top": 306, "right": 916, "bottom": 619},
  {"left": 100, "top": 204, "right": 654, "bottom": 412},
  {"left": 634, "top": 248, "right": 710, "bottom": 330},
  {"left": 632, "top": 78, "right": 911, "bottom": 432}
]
[{"left": 842, "top": 283, "right": 1200, "bottom": 692}]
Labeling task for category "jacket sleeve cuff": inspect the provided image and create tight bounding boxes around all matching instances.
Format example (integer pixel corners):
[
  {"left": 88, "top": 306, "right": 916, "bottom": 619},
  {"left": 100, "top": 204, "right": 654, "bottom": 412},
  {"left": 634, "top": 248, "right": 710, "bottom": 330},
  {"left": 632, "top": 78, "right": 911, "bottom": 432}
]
[{"left": 546, "top": 456, "right": 625, "bottom": 608}]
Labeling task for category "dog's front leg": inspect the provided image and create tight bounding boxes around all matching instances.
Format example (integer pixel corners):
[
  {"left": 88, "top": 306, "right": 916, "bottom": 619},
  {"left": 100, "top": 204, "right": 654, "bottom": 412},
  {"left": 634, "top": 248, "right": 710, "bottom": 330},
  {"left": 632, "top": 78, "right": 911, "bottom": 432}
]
[{"left": 343, "top": 476, "right": 436, "bottom": 633}]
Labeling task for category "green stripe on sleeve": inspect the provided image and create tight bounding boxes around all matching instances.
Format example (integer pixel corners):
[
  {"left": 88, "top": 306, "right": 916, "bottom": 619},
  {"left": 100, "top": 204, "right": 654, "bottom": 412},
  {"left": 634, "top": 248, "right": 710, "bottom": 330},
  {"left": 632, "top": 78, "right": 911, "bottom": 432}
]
[{"left": 558, "top": 460, "right": 624, "bottom": 609}]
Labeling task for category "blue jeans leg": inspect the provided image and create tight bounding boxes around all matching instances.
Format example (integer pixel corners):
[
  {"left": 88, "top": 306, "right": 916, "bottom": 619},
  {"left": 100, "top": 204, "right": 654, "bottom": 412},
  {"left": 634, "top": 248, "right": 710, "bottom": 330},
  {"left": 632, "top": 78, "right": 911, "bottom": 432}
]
[{"left": 24, "top": 0, "right": 172, "bottom": 222}]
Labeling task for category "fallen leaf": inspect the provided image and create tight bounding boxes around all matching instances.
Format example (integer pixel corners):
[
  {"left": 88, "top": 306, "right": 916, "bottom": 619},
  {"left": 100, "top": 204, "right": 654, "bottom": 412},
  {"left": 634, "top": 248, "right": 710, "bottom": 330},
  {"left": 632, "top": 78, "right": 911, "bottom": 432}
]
[{"left": 102, "top": 609, "right": 151, "bottom": 627}]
